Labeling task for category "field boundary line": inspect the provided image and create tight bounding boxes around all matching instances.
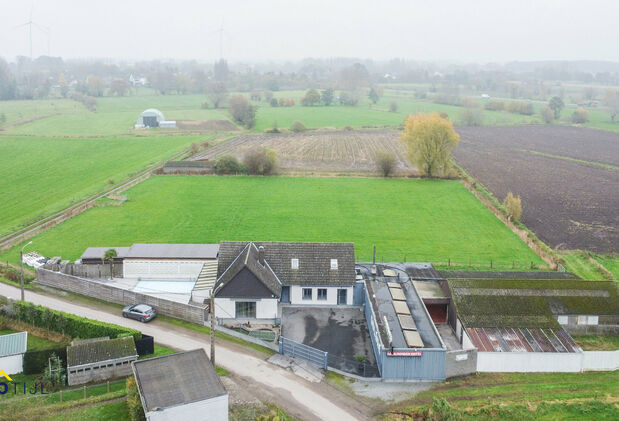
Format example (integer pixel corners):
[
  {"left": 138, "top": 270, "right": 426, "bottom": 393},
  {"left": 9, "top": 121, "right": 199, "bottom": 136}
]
[
  {"left": 453, "top": 160, "right": 557, "bottom": 270},
  {"left": 519, "top": 149, "right": 619, "bottom": 171}
]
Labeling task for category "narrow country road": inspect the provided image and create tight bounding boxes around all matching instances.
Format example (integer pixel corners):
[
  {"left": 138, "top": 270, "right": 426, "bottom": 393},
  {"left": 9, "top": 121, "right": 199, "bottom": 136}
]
[{"left": 0, "top": 284, "right": 372, "bottom": 421}]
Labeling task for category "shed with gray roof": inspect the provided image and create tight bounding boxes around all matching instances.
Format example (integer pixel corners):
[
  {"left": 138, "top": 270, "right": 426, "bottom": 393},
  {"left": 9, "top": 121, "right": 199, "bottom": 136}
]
[
  {"left": 132, "top": 349, "right": 228, "bottom": 421},
  {"left": 67, "top": 336, "right": 138, "bottom": 385},
  {"left": 0, "top": 331, "right": 27, "bottom": 375}
]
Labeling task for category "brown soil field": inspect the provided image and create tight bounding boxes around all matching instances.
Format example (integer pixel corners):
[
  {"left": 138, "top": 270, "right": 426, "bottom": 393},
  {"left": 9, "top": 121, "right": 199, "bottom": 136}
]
[
  {"left": 454, "top": 125, "right": 619, "bottom": 253},
  {"left": 176, "top": 119, "right": 239, "bottom": 131},
  {"left": 189, "top": 130, "right": 415, "bottom": 174}
]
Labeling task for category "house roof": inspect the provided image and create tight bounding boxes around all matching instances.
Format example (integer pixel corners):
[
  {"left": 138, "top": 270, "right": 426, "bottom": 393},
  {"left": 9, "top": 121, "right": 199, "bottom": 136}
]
[
  {"left": 125, "top": 244, "right": 219, "bottom": 259},
  {"left": 132, "top": 349, "right": 227, "bottom": 413},
  {"left": 67, "top": 336, "right": 137, "bottom": 367},
  {"left": 215, "top": 243, "right": 282, "bottom": 297},
  {"left": 0, "top": 332, "right": 27, "bottom": 357},
  {"left": 217, "top": 241, "right": 355, "bottom": 286},
  {"left": 449, "top": 279, "right": 619, "bottom": 329},
  {"left": 80, "top": 247, "right": 130, "bottom": 260}
]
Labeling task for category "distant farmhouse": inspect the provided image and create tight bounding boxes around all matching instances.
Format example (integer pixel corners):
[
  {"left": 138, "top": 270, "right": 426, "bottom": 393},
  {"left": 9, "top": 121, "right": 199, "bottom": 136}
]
[
  {"left": 132, "top": 349, "right": 228, "bottom": 421},
  {"left": 213, "top": 242, "right": 355, "bottom": 321},
  {"left": 67, "top": 336, "right": 138, "bottom": 385}
]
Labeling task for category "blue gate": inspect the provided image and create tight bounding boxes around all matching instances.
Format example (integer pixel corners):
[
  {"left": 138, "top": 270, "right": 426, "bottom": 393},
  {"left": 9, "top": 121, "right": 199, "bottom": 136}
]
[{"left": 279, "top": 337, "right": 328, "bottom": 370}]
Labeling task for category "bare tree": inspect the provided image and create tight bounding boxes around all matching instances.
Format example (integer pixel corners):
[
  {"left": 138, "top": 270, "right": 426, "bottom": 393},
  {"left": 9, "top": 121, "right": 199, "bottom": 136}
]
[
  {"left": 206, "top": 81, "right": 228, "bottom": 108},
  {"left": 375, "top": 150, "right": 397, "bottom": 177}
]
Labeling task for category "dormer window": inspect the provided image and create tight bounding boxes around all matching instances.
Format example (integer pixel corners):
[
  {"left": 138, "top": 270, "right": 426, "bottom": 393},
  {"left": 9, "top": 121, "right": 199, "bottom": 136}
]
[
  {"left": 330, "top": 259, "right": 338, "bottom": 270},
  {"left": 291, "top": 258, "right": 299, "bottom": 269}
]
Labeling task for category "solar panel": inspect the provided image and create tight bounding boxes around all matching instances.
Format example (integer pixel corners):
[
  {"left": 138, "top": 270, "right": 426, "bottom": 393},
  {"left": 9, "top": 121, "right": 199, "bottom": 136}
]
[
  {"left": 387, "top": 282, "right": 401, "bottom": 289},
  {"left": 398, "top": 314, "right": 417, "bottom": 331},
  {"left": 392, "top": 300, "right": 410, "bottom": 315},
  {"left": 403, "top": 330, "right": 424, "bottom": 348},
  {"left": 389, "top": 287, "right": 406, "bottom": 301}
]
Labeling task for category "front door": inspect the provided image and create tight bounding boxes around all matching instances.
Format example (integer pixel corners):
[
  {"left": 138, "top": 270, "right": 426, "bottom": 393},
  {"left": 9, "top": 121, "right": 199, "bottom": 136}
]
[{"left": 337, "top": 288, "right": 347, "bottom": 305}]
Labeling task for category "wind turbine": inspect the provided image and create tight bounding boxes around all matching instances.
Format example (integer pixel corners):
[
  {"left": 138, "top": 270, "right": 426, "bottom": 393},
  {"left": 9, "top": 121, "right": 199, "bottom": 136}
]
[{"left": 14, "top": 5, "right": 51, "bottom": 59}]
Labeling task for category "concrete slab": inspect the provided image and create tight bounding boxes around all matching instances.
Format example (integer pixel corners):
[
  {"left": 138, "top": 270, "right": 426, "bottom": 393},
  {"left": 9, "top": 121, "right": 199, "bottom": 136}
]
[
  {"left": 437, "top": 324, "right": 463, "bottom": 351},
  {"left": 413, "top": 280, "right": 447, "bottom": 299},
  {"left": 267, "top": 354, "right": 324, "bottom": 383},
  {"left": 389, "top": 288, "right": 407, "bottom": 301},
  {"left": 281, "top": 306, "right": 375, "bottom": 365},
  {"left": 392, "top": 300, "right": 410, "bottom": 315}
]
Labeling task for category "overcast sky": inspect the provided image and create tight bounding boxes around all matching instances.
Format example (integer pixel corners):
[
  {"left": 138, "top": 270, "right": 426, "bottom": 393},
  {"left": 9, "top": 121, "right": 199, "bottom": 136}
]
[{"left": 0, "top": 0, "right": 617, "bottom": 63}]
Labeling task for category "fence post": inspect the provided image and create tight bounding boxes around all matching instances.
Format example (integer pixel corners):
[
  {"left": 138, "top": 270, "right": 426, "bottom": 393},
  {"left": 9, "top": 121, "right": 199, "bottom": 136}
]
[
  {"left": 490, "top": 259, "right": 493, "bottom": 269},
  {"left": 59, "top": 390, "right": 62, "bottom": 402},
  {"left": 83, "top": 385, "right": 86, "bottom": 399},
  {"left": 107, "top": 381, "right": 110, "bottom": 393},
  {"left": 324, "top": 351, "right": 328, "bottom": 371}
]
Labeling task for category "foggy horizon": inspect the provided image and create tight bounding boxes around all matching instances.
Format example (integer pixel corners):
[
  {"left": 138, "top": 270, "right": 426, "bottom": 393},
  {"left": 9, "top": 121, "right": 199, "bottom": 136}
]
[{"left": 1, "top": 0, "right": 618, "bottom": 63}]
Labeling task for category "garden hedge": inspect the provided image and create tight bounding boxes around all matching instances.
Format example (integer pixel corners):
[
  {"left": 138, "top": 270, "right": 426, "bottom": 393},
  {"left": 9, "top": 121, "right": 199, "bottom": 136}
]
[
  {"left": 23, "top": 346, "right": 67, "bottom": 375},
  {"left": 12, "top": 301, "right": 141, "bottom": 341}
]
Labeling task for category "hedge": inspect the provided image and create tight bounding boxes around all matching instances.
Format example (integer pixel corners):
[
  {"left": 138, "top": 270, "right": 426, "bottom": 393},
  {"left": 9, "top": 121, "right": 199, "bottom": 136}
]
[
  {"left": 12, "top": 301, "right": 141, "bottom": 341},
  {"left": 23, "top": 346, "right": 67, "bottom": 375}
]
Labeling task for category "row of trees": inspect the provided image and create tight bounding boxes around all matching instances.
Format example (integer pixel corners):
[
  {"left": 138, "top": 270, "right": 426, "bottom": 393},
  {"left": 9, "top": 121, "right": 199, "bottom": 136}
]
[{"left": 214, "top": 148, "right": 278, "bottom": 176}]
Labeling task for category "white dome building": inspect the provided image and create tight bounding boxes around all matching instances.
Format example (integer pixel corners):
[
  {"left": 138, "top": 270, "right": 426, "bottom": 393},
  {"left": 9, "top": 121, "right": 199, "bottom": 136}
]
[{"left": 135, "top": 109, "right": 176, "bottom": 129}]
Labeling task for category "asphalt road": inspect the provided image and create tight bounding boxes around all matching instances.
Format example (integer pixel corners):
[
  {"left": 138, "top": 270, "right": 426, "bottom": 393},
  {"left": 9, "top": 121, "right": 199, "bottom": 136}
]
[{"left": 0, "top": 284, "right": 370, "bottom": 421}]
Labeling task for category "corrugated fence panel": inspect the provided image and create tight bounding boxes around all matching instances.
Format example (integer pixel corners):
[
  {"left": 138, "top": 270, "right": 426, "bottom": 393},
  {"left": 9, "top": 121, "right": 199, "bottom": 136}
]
[
  {"left": 364, "top": 285, "right": 383, "bottom": 372},
  {"left": 380, "top": 348, "right": 446, "bottom": 380},
  {"left": 279, "top": 337, "right": 328, "bottom": 370}
]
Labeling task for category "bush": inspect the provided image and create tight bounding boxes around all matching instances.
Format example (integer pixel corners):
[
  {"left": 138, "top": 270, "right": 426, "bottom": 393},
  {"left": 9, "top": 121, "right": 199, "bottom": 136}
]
[
  {"left": 375, "top": 150, "right": 397, "bottom": 177},
  {"left": 301, "top": 89, "right": 321, "bottom": 106},
  {"left": 433, "top": 94, "right": 461, "bottom": 106},
  {"left": 270, "top": 98, "right": 279, "bottom": 107},
  {"left": 228, "top": 95, "right": 256, "bottom": 129},
  {"left": 289, "top": 120, "right": 307, "bottom": 133},
  {"left": 200, "top": 101, "right": 209, "bottom": 109},
  {"left": 12, "top": 301, "right": 141, "bottom": 341},
  {"left": 484, "top": 99, "right": 505, "bottom": 111},
  {"left": 460, "top": 106, "right": 483, "bottom": 126},
  {"left": 23, "top": 346, "right": 67, "bottom": 375},
  {"left": 243, "top": 147, "right": 278, "bottom": 175},
  {"left": 41, "top": 352, "right": 66, "bottom": 389},
  {"left": 278, "top": 98, "right": 294, "bottom": 107},
  {"left": 214, "top": 155, "right": 244, "bottom": 175},
  {"left": 389, "top": 101, "right": 398, "bottom": 112},
  {"left": 126, "top": 376, "right": 146, "bottom": 421},
  {"left": 503, "top": 191, "right": 522, "bottom": 222},
  {"left": 505, "top": 101, "right": 534, "bottom": 115},
  {"left": 541, "top": 105, "right": 554, "bottom": 123},
  {"left": 571, "top": 107, "right": 589, "bottom": 123}
]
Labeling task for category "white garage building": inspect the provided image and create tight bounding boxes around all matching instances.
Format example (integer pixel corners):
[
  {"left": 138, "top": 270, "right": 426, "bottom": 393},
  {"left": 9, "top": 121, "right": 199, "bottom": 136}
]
[
  {"left": 122, "top": 244, "right": 219, "bottom": 280},
  {"left": 0, "top": 332, "right": 28, "bottom": 375}
]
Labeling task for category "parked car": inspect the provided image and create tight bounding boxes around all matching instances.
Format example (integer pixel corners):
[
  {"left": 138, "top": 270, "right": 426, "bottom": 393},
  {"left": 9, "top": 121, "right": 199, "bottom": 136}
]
[{"left": 122, "top": 304, "right": 157, "bottom": 322}]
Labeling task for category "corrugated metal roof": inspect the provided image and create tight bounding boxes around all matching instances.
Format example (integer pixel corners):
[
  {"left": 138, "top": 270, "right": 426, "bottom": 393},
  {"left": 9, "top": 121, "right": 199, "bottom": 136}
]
[
  {"left": 0, "top": 332, "right": 27, "bottom": 357},
  {"left": 132, "top": 349, "right": 226, "bottom": 412},
  {"left": 126, "top": 244, "right": 219, "bottom": 259},
  {"left": 466, "top": 327, "right": 582, "bottom": 353}
]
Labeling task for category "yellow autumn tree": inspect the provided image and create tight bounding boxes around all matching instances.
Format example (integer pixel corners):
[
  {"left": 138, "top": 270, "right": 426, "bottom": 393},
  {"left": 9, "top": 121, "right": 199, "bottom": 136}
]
[
  {"left": 503, "top": 191, "right": 522, "bottom": 222},
  {"left": 400, "top": 113, "right": 460, "bottom": 177}
]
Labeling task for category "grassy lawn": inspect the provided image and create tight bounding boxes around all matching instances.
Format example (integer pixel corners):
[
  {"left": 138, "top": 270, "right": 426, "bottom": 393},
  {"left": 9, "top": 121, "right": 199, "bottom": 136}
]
[
  {"left": 0, "top": 176, "right": 543, "bottom": 268},
  {"left": 561, "top": 251, "right": 618, "bottom": 281},
  {"left": 42, "top": 400, "right": 129, "bottom": 421},
  {"left": 383, "top": 371, "right": 619, "bottom": 420},
  {"left": 572, "top": 334, "right": 619, "bottom": 351},
  {"left": 138, "top": 344, "right": 177, "bottom": 360},
  {"left": 0, "top": 134, "right": 207, "bottom": 237}
]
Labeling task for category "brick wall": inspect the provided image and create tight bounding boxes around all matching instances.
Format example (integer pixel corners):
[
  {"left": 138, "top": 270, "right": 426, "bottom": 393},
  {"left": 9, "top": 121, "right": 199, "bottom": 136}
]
[{"left": 36, "top": 268, "right": 206, "bottom": 325}]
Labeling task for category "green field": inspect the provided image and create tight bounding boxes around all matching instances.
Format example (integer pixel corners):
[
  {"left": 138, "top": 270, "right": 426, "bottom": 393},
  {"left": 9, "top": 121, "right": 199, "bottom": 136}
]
[
  {"left": 0, "top": 176, "right": 543, "bottom": 267},
  {"left": 382, "top": 371, "right": 619, "bottom": 420},
  {"left": 0, "top": 135, "right": 208, "bottom": 237}
]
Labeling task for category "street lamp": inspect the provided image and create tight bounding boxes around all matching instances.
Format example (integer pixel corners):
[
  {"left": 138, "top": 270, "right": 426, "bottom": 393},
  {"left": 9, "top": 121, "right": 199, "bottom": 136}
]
[{"left": 20, "top": 241, "right": 32, "bottom": 301}]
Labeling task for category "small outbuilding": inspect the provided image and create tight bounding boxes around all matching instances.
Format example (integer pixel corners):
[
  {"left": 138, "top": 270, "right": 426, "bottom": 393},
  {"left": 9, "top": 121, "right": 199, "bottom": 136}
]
[
  {"left": 132, "top": 349, "right": 228, "bottom": 421},
  {"left": 135, "top": 109, "right": 176, "bottom": 129},
  {"left": 0, "top": 332, "right": 28, "bottom": 375},
  {"left": 67, "top": 336, "right": 138, "bottom": 385}
]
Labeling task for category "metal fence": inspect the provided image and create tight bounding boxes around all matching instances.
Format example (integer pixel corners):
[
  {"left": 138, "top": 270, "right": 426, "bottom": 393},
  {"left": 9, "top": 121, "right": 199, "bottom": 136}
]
[
  {"left": 279, "top": 337, "right": 328, "bottom": 370},
  {"left": 327, "top": 354, "right": 380, "bottom": 378}
]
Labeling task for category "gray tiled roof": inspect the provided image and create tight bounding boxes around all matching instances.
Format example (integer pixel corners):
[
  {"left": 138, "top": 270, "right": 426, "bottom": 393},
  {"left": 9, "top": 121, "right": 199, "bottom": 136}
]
[
  {"left": 80, "top": 247, "right": 130, "bottom": 260},
  {"left": 67, "top": 336, "right": 137, "bottom": 367},
  {"left": 125, "top": 244, "right": 219, "bottom": 259},
  {"left": 216, "top": 243, "right": 282, "bottom": 297},
  {"left": 218, "top": 241, "right": 355, "bottom": 286},
  {"left": 0, "top": 332, "right": 27, "bottom": 357},
  {"left": 132, "top": 349, "right": 226, "bottom": 412}
]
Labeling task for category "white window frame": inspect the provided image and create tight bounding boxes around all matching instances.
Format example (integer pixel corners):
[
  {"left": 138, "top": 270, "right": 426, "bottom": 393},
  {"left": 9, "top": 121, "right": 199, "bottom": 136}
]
[
  {"left": 291, "top": 258, "right": 299, "bottom": 269},
  {"left": 302, "top": 288, "right": 312, "bottom": 300},
  {"left": 330, "top": 259, "right": 338, "bottom": 270},
  {"left": 317, "top": 288, "right": 327, "bottom": 301}
]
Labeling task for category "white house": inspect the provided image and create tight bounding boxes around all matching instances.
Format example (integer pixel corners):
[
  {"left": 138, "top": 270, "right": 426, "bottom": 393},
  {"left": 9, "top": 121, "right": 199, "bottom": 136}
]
[
  {"left": 132, "top": 349, "right": 228, "bottom": 421},
  {"left": 213, "top": 241, "right": 355, "bottom": 321},
  {"left": 0, "top": 332, "right": 27, "bottom": 375}
]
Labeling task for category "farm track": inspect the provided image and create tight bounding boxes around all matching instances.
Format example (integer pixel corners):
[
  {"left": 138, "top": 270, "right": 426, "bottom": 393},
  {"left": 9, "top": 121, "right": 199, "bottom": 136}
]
[{"left": 0, "top": 147, "right": 192, "bottom": 252}]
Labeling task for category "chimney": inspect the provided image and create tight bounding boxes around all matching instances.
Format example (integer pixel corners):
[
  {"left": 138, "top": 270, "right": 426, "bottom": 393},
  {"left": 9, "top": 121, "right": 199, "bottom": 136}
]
[{"left": 258, "top": 246, "right": 265, "bottom": 265}]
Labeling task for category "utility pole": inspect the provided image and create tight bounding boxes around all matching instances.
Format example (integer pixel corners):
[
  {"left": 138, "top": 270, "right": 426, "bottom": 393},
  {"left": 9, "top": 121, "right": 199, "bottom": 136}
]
[
  {"left": 20, "top": 241, "right": 33, "bottom": 301},
  {"left": 210, "top": 289, "right": 216, "bottom": 366}
]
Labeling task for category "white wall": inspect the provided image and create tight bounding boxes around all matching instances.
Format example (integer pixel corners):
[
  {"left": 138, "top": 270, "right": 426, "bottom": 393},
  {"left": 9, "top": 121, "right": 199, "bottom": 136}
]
[
  {"left": 147, "top": 394, "right": 228, "bottom": 421},
  {"left": 0, "top": 354, "right": 24, "bottom": 375},
  {"left": 123, "top": 259, "right": 210, "bottom": 280},
  {"left": 477, "top": 352, "right": 583, "bottom": 373},
  {"left": 215, "top": 298, "right": 279, "bottom": 320},
  {"left": 289, "top": 286, "right": 353, "bottom": 305},
  {"left": 582, "top": 351, "right": 619, "bottom": 371}
]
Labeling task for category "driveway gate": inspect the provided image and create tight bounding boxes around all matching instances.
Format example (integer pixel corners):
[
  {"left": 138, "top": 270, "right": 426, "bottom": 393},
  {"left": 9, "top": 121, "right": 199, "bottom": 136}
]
[{"left": 279, "top": 337, "right": 328, "bottom": 370}]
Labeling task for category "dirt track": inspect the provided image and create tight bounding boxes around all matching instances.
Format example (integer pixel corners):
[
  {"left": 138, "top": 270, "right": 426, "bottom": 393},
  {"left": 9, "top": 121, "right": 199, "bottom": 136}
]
[{"left": 454, "top": 125, "right": 619, "bottom": 253}]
